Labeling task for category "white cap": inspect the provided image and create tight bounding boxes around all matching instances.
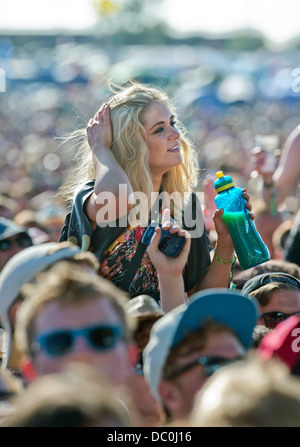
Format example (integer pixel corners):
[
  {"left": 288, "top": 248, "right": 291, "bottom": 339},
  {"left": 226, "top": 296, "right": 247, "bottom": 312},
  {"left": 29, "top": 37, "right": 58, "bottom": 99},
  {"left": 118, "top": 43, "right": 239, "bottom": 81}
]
[{"left": 0, "top": 241, "right": 82, "bottom": 369}]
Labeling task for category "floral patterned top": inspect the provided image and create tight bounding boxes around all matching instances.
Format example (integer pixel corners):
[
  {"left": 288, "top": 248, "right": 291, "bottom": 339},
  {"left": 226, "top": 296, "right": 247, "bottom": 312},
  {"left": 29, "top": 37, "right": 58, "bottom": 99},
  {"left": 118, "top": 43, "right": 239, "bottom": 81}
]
[
  {"left": 99, "top": 225, "right": 160, "bottom": 299},
  {"left": 59, "top": 180, "right": 212, "bottom": 303}
]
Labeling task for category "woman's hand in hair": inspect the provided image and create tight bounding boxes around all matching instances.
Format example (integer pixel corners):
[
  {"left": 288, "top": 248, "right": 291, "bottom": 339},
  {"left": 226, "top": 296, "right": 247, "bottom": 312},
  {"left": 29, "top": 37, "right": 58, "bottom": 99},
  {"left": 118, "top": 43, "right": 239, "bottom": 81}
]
[{"left": 87, "top": 103, "right": 113, "bottom": 151}]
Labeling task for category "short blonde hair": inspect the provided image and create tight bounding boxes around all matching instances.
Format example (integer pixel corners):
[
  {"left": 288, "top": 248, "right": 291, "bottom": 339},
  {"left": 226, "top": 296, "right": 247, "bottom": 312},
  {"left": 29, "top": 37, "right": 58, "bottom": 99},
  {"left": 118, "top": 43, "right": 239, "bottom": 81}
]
[
  {"left": 249, "top": 282, "right": 299, "bottom": 307},
  {"left": 15, "top": 262, "right": 136, "bottom": 357}
]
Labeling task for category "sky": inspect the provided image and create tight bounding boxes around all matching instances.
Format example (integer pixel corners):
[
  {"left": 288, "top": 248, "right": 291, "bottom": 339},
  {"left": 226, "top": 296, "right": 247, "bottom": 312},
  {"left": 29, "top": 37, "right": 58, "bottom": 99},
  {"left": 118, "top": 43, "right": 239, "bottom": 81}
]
[{"left": 0, "top": 0, "right": 300, "bottom": 47}]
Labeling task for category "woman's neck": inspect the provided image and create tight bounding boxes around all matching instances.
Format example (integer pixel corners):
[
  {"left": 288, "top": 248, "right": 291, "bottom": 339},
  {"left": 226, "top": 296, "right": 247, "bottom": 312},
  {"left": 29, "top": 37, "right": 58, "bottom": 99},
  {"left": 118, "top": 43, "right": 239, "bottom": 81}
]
[{"left": 151, "top": 174, "right": 163, "bottom": 194}]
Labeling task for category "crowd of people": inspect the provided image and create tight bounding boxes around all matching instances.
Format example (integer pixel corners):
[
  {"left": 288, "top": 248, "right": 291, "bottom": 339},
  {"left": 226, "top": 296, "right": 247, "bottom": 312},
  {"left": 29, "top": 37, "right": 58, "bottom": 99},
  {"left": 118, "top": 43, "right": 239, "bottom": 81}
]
[{"left": 0, "top": 60, "right": 300, "bottom": 428}]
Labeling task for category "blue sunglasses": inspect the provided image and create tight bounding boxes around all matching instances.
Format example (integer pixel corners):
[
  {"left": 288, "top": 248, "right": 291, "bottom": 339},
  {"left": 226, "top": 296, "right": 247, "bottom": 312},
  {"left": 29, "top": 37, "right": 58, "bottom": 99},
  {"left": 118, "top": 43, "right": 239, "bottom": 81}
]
[{"left": 32, "top": 324, "right": 124, "bottom": 357}]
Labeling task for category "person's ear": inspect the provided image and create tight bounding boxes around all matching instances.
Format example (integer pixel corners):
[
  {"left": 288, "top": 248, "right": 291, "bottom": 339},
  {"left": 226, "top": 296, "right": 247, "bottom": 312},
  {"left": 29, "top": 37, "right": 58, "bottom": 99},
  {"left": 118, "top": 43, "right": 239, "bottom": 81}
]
[
  {"left": 128, "top": 341, "right": 139, "bottom": 368},
  {"left": 21, "top": 357, "right": 38, "bottom": 384},
  {"left": 159, "top": 380, "right": 182, "bottom": 416}
]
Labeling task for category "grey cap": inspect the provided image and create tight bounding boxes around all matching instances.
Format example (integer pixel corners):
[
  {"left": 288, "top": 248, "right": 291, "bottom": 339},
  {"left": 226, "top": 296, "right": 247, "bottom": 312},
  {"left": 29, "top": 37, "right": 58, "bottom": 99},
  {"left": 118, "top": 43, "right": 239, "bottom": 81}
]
[
  {"left": 126, "top": 295, "right": 165, "bottom": 321},
  {"left": 241, "top": 272, "right": 300, "bottom": 296},
  {"left": 0, "top": 241, "right": 82, "bottom": 369},
  {"left": 0, "top": 217, "right": 30, "bottom": 242}
]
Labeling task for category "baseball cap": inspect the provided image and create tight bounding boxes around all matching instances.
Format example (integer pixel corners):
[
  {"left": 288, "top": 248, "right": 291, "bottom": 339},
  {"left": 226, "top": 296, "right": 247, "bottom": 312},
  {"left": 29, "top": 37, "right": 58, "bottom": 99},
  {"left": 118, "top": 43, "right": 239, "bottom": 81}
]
[
  {"left": 143, "top": 288, "right": 258, "bottom": 402},
  {"left": 126, "top": 295, "right": 165, "bottom": 321},
  {"left": 0, "top": 217, "right": 31, "bottom": 242},
  {"left": 0, "top": 241, "right": 82, "bottom": 369},
  {"left": 257, "top": 314, "right": 300, "bottom": 374},
  {"left": 241, "top": 272, "right": 300, "bottom": 296}
]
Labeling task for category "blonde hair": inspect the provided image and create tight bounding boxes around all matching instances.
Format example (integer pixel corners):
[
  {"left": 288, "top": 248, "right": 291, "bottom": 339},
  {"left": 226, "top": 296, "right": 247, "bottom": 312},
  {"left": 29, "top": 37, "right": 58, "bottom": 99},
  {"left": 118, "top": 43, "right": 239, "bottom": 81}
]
[
  {"left": 59, "top": 80, "right": 199, "bottom": 218},
  {"left": 249, "top": 282, "right": 299, "bottom": 307},
  {"left": 190, "top": 352, "right": 300, "bottom": 427},
  {"left": 15, "top": 262, "right": 136, "bottom": 357}
]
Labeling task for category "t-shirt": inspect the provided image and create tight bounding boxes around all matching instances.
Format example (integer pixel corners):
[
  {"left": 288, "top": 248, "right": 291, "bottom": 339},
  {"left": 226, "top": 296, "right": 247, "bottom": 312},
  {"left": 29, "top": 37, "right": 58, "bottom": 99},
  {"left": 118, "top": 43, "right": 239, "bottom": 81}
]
[{"left": 59, "top": 180, "right": 212, "bottom": 302}]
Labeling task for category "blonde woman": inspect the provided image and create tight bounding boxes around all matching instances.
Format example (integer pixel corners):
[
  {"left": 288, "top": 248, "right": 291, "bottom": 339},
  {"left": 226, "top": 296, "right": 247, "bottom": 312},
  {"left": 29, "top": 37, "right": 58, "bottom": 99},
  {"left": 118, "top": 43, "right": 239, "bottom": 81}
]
[{"left": 59, "top": 80, "right": 253, "bottom": 303}]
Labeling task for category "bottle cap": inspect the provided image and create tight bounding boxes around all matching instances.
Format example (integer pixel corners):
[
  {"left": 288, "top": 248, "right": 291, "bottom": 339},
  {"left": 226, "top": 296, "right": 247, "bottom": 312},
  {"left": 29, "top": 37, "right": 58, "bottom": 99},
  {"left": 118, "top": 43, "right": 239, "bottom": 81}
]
[{"left": 214, "top": 171, "right": 235, "bottom": 193}]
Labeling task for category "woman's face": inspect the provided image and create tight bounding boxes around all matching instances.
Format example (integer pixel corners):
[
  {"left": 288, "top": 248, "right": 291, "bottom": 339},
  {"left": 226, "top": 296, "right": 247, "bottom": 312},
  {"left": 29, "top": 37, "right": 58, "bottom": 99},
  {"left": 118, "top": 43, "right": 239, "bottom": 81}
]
[{"left": 141, "top": 102, "right": 182, "bottom": 178}]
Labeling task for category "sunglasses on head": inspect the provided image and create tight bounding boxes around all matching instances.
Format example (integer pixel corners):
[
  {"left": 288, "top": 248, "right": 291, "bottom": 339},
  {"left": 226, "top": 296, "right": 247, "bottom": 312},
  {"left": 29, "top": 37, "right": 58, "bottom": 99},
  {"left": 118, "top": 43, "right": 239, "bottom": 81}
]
[
  {"left": 258, "top": 311, "right": 300, "bottom": 329},
  {"left": 0, "top": 234, "right": 32, "bottom": 251},
  {"left": 32, "top": 324, "right": 124, "bottom": 357},
  {"left": 165, "top": 355, "right": 243, "bottom": 381}
]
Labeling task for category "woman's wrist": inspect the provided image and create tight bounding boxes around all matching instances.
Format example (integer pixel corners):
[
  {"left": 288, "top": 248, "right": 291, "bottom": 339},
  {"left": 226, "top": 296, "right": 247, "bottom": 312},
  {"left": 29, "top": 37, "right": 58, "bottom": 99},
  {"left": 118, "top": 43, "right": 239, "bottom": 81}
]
[
  {"left": 214, "top": 252, "right": 236, "bottom": 265},
  {"left": 214, "top": 240, "right": 234, "bottom": 260}
]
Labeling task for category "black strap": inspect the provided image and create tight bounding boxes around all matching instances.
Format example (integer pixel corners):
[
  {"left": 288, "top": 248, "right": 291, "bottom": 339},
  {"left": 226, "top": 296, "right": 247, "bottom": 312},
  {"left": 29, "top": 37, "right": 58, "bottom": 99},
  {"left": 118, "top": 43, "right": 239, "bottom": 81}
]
[
  {"left": 114, "top": 238, "right": 148, "bottom": 293},
  {"left": 113, "top": 192, "right": 164, "bottom": 295}
]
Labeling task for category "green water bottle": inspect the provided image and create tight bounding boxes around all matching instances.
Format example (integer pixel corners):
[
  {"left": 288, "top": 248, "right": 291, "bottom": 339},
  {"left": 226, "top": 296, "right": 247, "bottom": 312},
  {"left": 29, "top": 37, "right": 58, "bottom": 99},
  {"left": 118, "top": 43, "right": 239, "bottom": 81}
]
[{"left": 214, "top": 171, "right": 270, "bottom": 270}]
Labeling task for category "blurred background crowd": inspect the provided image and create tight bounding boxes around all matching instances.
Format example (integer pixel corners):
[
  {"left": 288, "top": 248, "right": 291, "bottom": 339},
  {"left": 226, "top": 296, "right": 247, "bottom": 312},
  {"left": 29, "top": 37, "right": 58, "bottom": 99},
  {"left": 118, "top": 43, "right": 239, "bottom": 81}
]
[{"left": 0, "top": 0, "right": 300, "bottom": 240}]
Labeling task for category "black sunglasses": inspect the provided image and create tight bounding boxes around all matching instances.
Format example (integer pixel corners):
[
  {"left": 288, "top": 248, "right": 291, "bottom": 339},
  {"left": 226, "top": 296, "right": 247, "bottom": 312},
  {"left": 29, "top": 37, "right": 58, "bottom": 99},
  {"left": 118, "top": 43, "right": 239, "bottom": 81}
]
[
  {"left": 258, "top": 311, "right": 300, "bottom": 329},
  {"left": 32, "top": 324, "right": 124, "bottom": 357},
  {"left": 165, "top": 355, "right": 243, "bottom": 381},
  {"left": 0, "top": 234, "right": 32, "bottom": 251}
]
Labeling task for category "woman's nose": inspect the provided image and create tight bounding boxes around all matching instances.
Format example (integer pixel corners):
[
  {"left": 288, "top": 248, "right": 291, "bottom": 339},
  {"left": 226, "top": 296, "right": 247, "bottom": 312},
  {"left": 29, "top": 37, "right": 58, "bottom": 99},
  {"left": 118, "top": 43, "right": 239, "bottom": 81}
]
[{"left": 169, "top": 126, "right": 180, "bottom": 139}]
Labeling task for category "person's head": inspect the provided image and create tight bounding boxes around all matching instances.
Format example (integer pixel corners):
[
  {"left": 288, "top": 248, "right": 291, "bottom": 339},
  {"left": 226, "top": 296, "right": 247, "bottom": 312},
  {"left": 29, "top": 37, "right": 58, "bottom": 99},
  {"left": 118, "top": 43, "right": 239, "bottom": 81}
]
[
  {"left": 189, "top": 352, "right": 300, "bottom": 427},
  {"left": 272, "top": 219, "right": 293, "bottom": 260},
  {"left": 257, "top": 314, "right": 300, "bottom": 376},
  {"left": 1, "top": 363, "right": 131, "bottom": 427},
  {"left": 241, "top": 272, "right": 300, "bottom": 329},
  {"left": 125, "top": 295, "right": 165, "bottom": 426},
  {"left": 60, "top": 80, "right": 199, "bottom": 216},
  {"left": 143, "top": 288, "right": 258, "bottom": 422},
  {"left": 0, "top": 241, "right": 99, "bottom": 371},
  {"left": 35, "top": 203, "right": 67, "bottom": 242},
  {"left": 0, "top": 218, "right": 33, "bottom": 272},
  {"left": 251, "top": 324, "right": 272, "bottom": 348},
  {"left": 14, "top": 262, "right": 136, "bottom": 387},
  {"left": 126, "top": 294, "right": 165, "bottom": 352},
  {"left": 0, "top": 195, "right": 18, "bottom": 220},
  {"left": 234, "top": 259, "right": 300, "bottom": 290}
]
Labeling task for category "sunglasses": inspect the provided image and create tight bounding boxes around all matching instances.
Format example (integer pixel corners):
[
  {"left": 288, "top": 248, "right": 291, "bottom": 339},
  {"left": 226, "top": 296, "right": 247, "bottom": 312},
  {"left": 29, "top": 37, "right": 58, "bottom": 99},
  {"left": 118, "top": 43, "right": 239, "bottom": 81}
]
[
  {"left": 165, "top": 355, "right": 243, "bottom": 381},
  {"left": 258, "top": 311, "right": 300, "bottom": 329},
  {"left": 0, "top": 234, "right": 32, "bottom": 251},
  {"left": 32, "top": 324, "right": 124, "bottom": 357}
]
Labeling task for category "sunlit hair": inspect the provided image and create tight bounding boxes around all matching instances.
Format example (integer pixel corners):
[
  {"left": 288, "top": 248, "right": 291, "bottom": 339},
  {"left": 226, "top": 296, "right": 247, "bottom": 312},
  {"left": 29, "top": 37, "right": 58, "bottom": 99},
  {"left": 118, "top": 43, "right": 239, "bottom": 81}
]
[{"left": 59, "top": 79, "right": 199, "bottom": 218}]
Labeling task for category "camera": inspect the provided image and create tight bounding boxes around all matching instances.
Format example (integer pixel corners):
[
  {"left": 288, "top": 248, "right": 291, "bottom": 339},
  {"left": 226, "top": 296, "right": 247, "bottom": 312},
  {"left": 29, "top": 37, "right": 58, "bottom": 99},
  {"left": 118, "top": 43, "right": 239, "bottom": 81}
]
[{"left": 141, "top": 222, "right": 186, "bottom": 258}]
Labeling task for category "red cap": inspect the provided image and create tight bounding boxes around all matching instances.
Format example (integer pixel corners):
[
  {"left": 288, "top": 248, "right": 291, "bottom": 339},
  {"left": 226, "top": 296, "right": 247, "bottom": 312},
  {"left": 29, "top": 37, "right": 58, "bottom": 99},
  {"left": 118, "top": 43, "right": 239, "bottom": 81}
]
[{"left": 258, "top": 315, "right": 300, "bottom": 372}]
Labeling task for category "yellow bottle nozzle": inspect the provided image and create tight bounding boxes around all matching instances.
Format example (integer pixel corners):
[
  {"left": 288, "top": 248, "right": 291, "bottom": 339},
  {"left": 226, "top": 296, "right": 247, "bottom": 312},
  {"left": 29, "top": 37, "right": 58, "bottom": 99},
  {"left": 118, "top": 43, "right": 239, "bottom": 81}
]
[{"left": 216, "top": 171, "right": 224, "bottom": 178}]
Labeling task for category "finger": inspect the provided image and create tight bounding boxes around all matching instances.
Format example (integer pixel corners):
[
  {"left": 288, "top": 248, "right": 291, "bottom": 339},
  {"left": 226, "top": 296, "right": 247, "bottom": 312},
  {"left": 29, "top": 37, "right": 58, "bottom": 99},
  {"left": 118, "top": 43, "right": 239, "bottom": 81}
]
[
  {"left": 246, "top": 201, "right": 252, "bottom": 212},
  {"left": 180, "top": 231, "right": 191, "bottom": 256},
  {"left": 213, "top": 208, "right": 224, "bottom": 219},
  {"left": 102, "top": 103, "right": 110, "bottom": 122},
  {"left": 162, "top": 220, "right": 173, "bottom": 231},
  {"left": 94, "top": 104, "right": 105, "bottom": 121},
  {"left": 169, "top": 224, "right": 186, "bottom": 236},
  {"left": 242, "top": 190, "right": 250, "bottom": 202},
  {"left": 161, "top": 208, "right": 171, "bottom": 226}
]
